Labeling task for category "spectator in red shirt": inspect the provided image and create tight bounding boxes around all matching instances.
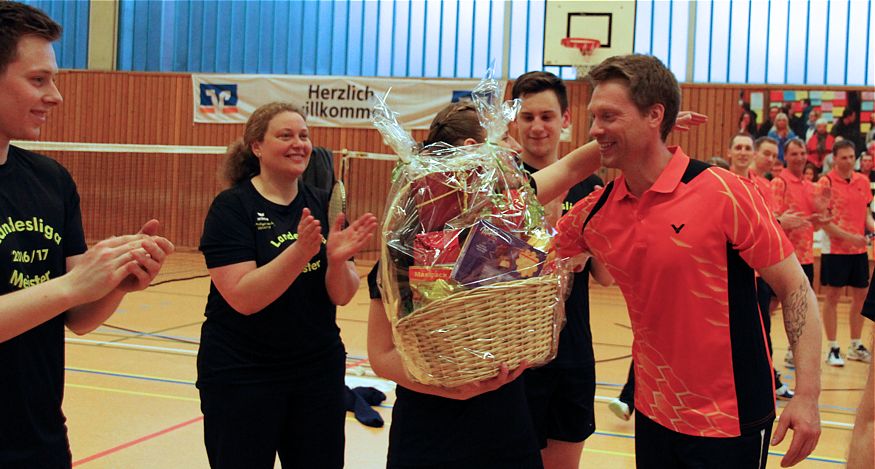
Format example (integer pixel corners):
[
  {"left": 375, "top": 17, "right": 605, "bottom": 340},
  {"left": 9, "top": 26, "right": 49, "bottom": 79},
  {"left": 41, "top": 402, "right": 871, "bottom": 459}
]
[
  {"left": 858, "top": 152, "right": 875, "bottom": 219},
  {"left": 555, "top": 54, "right": 821, "bottom": 469},
  {"left": 817, "top": 140, "right": 874, "bottom": 366},
  {"left": 806, "top": 118, "right": 834, "bottom": 171}
]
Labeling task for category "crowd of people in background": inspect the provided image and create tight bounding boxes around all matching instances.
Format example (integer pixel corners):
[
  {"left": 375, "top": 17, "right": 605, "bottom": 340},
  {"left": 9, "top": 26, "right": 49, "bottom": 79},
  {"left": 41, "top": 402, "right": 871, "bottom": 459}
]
[{"left": 733, "top": 99, "right": 875, "bottom": 370}]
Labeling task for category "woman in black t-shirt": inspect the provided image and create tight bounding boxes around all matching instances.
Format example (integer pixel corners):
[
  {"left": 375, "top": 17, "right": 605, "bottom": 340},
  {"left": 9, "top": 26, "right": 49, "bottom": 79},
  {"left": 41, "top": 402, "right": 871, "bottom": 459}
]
[
  {"left": 198, "top": 102, "right": 376, "bottom": 469},
  {"left": 367, "top": 102, "right": 543, "bottom": 468}
]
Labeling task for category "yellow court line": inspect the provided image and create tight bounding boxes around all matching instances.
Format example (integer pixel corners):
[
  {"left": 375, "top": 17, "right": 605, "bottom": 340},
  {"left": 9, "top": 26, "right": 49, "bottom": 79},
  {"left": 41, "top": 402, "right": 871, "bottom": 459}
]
[
  {"left": 65, "top": 383, "right": 199, "bottom": 403},
  {"left": 583, "top": 448, "right": 635, "bottom": 458}
]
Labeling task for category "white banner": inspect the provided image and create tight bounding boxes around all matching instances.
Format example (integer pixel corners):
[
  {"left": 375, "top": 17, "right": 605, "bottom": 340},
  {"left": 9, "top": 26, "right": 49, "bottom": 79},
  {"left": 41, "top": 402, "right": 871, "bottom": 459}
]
[{"left": 192, "top": 74, "right": 492, "bottom": 129}]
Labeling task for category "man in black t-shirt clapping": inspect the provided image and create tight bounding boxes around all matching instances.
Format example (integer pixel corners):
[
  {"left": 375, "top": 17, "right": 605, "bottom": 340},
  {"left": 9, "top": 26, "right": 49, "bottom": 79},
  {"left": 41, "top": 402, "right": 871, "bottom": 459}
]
[{"left": 0, "top": 3, "right": 174, "bottom": 467}]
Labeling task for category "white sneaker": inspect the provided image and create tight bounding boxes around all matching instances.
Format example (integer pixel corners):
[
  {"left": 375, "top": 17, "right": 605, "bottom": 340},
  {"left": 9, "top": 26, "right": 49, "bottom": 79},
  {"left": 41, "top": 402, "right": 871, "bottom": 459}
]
[
  {"left": 847, "top": 344, "right": 872, "bottom": 363},
  {"left": 775, "top": 384, "right": 795, "bottom": 400},
  {"left": 826, "top": 347, "right": 845, "bottom": 367},
  {"left": 608, "top": 398, "right": 631, "bottom": 421},
  {"left": 784, "top": 350, "right": 795, "bottom": 369}
]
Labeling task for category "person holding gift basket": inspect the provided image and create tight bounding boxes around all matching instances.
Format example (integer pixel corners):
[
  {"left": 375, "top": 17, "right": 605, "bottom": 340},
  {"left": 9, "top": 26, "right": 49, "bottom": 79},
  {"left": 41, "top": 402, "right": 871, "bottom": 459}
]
[{"left": 367, "top": 78, "right": 558, "bottom": 469}]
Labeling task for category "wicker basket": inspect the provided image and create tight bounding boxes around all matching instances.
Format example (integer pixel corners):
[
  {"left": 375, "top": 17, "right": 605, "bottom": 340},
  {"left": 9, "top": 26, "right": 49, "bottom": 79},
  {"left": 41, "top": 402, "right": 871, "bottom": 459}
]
[{"left": 394, "top": 273, "right": 563, "bottom": 387}]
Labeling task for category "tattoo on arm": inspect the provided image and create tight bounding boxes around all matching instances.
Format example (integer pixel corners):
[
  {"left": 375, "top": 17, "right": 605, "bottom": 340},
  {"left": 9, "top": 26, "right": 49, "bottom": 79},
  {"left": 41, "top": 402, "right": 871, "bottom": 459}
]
[{"left": 783, "top": 281, "right": 809, "bottom": 350}]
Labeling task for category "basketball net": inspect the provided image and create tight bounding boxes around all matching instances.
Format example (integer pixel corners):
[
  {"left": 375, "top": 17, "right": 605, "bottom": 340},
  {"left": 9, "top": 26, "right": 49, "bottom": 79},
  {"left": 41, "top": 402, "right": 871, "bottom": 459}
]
[{"left": 560, "top": 37, "right": 600, "bottom": 79}]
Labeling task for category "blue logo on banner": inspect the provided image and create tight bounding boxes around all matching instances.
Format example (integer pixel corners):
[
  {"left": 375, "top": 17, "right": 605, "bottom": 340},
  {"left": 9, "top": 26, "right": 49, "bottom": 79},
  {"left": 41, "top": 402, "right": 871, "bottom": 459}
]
[
  {"left": 451, "top": 90, "right": 473, "bottom": 102},
  {"left": 199, "top": 84, "right": 238, "bottom": 114}
]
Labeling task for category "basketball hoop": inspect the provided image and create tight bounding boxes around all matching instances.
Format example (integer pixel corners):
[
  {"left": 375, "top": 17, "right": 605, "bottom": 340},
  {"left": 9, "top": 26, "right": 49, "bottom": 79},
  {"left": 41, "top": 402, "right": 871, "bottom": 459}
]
[{"left": 561, "top": 37, "right": 601, "bottom": 56}]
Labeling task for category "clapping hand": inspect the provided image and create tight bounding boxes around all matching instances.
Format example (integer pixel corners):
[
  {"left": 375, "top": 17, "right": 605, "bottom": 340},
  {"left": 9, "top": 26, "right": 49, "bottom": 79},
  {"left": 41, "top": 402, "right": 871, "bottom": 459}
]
[{"left": 327, "top": 212, "right": 378, "bottom": 264}]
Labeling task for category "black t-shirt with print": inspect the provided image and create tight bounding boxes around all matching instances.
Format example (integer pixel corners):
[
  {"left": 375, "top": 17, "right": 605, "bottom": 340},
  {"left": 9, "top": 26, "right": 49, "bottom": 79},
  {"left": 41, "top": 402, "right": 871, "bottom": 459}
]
[
  {"left": 197, "top": 180, "right": 343, "bottom": 388},
  {"left": 0, "top": 146, "right": 87, "bottom": 467},
  {"left": 367, "top": 264, "right": 539, "bottom": 466},
  {"left": 524, "top": 163, "right": 603, "bottom": 367}
]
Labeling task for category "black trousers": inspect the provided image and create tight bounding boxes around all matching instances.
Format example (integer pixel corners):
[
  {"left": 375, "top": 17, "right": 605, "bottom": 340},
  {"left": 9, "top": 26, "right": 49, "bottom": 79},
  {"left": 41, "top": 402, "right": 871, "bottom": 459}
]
[{"left": 199, "top": 362, "right": 346, "bottom": 469}]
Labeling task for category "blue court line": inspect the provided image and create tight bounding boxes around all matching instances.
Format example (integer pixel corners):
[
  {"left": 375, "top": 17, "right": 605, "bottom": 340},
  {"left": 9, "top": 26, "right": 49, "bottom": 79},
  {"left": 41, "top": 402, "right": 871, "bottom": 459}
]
[
  {"left": 818, "top": 403, "right": 859, "bottom": 413},
  {"left": 783, "top": 453, "right": 844, "bottom": 464},
  {"left": 594, "top": 430, "right": 634, "bottom": 439},
  {"left": 94, "top": 327, "right": 200, "bottom": 344},
  {"left": 596, "top": 381, "right": 623, "bottom": 388},
  {"left": 66, "top": 367, "right": 195, "bottom": 386}
]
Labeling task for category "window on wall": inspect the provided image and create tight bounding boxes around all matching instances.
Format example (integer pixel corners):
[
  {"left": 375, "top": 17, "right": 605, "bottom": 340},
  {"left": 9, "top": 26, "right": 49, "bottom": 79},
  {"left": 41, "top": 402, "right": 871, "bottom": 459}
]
[{"left": 105, "top": 0, "right": 871, "bottom": 86}]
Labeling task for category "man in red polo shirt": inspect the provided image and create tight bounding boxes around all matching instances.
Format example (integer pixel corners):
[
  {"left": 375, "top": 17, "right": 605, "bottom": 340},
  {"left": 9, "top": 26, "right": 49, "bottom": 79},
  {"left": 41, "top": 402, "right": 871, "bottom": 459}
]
[
  {"left": 771, "top": 139, "right": 822, "bottom": 286},
  {"left": 769, "top": 138, "right": 826, "bottom": 370},
  {"left": 555, "top": 55, "right": 822, "bottom": 468},
  {"left": 752, "top": 137, "right": 778, "bottom": 181},
  {"left": 727, "top": 134, "right": 793, "bottom": 400},
  {"left": 817, "top": 140, "right": 874, "bottom": 366}
]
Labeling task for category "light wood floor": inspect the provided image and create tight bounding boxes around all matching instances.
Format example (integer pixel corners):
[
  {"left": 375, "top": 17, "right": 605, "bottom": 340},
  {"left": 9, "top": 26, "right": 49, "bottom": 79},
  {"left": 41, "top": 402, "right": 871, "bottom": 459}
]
[{"left": 63, "top": 251, "right": 870, "bottom": 468}]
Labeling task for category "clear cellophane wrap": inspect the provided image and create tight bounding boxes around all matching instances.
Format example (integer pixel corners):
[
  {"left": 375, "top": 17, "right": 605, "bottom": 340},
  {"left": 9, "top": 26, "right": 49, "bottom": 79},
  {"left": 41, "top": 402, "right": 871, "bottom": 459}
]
[{"left": 373, "top": 75, "right": 571, "bottom": 387}]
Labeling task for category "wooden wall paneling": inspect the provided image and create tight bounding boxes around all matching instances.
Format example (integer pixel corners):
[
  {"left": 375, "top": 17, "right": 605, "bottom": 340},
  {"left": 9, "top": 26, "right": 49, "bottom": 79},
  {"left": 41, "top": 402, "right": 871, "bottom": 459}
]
[
  {"left": 682, "top": 86, "right": 696, "bottom": 157},
  {"left": 36, "top": 71, "right": 869, "bottom": 248},
  {"left": 702, "top": 86, "right": 717, "bottom": 159},
  {"left": 717, "top": 87, "right": 732, "bottom": 155},
  {"left": 695, "top": 88, "right": 720, "bottom": 159}
]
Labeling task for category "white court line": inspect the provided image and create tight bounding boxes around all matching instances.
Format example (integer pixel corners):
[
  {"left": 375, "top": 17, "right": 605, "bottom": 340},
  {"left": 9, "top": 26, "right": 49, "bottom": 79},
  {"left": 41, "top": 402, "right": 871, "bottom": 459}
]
[{"left": 65, "top": 337, "right": 198, "bottom": 356}]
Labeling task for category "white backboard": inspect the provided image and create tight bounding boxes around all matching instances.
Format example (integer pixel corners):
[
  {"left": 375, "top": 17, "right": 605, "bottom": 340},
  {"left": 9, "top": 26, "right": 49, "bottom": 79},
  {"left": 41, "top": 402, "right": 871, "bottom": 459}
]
[{"left": 544, "top": 0, "right": 636, "bottom": 68}]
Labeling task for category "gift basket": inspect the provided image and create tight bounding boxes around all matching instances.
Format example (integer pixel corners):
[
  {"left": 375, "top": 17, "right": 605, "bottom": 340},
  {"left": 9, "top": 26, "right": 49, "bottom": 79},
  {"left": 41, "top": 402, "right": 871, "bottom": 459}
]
[{"left": 373, "top": 74, "right": 571, "bottom": 387}]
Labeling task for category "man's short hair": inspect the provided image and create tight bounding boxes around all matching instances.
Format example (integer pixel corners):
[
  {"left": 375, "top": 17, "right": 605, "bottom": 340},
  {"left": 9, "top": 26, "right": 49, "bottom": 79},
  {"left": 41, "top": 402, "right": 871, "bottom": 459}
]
[
  {"left": 754, "top": 136, "right": 779, "bottom": 151},
  {"left": 706, "top": 156, "right": 730, "bottom": 170},
  {"left": 0, "top": 2, "right": 61, "bottom": 75},
  {"left": 833, "top": 139, "right": 856, "bottom": 155},
  {"left": 784, "top": 138, "right": 806, "bottom": 153},
  {"left": 587, "top": 54, "right": 680, "bottom": 141},
  {"left": 511, "top": 71, "right": 568, "bottom": 113},
  {"left": 728, "top": 133, "right": 754, "bottom": 149}
]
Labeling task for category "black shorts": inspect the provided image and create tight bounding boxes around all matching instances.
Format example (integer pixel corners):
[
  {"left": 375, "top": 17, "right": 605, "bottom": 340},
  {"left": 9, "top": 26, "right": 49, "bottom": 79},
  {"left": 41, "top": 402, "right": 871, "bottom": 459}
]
[
  {"left": 199, "top": 363, "right": 346, "bottom": 469},
  {"left": 820, "top": 253, "right": 869, "bottom": 288},
  {"left": 801, "top": 263, "right": 815, "bottom": 287},
  {"left": 523, "top": 365, "right": 596, "bottom": 446},
  {"left": 635, "top": 413, "right": 772, "bottom": 469}
]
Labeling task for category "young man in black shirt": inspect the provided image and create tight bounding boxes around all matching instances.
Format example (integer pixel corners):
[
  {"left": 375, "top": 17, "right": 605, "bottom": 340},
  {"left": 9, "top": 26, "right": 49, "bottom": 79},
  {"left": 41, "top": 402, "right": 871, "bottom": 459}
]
[
  {"left": 0, "top": 3, "right": 174, "bottom": 467},
  {"left": 512, "top": 71, "right": 613, "bottom": 469}
]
